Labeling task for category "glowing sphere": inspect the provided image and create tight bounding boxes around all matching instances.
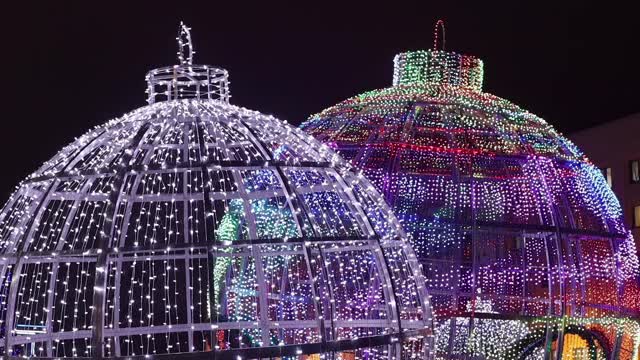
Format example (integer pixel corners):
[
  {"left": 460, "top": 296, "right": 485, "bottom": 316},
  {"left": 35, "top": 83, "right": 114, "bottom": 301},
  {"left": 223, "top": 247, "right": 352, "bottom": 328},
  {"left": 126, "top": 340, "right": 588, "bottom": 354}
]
[
  {"left": 301, "top": 48, "right": 640, "bottom": 359},
  {"left": 0, "top": 26, "right": 432, "bottom": 359}
]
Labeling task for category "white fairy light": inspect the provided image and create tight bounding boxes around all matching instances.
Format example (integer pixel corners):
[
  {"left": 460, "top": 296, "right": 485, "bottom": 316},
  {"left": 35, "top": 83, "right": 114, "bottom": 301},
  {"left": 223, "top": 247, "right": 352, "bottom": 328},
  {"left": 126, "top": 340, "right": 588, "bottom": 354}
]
[{"left": 0, "top": 23, "right": 434, "bottom": 359}]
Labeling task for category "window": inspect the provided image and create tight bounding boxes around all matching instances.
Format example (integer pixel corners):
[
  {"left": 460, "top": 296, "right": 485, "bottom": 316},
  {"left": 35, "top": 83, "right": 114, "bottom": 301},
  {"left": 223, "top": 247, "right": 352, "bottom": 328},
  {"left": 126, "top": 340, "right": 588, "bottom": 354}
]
[
  {"left": 600, "top": 167, "right": 613, "bottom": 187},
  {"left": 631, "top": 160, "right": 640, "bottom": 184},
  {"left": 635, "top": 205, "right": 640, "bottom": 228}
]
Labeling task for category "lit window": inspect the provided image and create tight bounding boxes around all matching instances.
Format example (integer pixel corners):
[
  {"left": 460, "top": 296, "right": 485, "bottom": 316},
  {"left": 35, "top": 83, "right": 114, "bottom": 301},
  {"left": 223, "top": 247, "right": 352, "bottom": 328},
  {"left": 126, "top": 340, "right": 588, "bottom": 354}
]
[
  {"left": 600, "top": 167, "right": 612, "bottom": 187},
  {"left": 635, "top": 205, "right": 640, "bottom": 228},
  {"left": 631, "top": 160, "right": 640, "bottom": 184}
]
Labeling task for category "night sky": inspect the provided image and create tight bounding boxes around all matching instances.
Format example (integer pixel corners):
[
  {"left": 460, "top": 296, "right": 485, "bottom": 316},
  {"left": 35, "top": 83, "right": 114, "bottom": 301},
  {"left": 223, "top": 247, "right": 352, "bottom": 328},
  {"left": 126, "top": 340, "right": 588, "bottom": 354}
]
[{"left": 2, "top": 2, "right": 639, "bottom": 200}]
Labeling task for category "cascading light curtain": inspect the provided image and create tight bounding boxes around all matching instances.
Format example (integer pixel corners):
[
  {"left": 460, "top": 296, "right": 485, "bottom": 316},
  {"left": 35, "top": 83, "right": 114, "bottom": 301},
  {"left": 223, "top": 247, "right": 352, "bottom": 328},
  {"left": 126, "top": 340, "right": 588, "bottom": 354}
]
[
  {"left": 0, "top": 23, "right": 433, "bottom": 360},
  {"left": 301, "top": 47, "right": 640, "bottom": 360}
]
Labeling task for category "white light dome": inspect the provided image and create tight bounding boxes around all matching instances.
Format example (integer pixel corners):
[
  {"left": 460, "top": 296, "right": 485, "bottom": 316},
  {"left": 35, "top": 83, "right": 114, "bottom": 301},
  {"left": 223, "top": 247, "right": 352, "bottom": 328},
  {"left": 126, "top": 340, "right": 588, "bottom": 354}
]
[{"left": 0, "top": 24, "right": 432, "bottom": 359}]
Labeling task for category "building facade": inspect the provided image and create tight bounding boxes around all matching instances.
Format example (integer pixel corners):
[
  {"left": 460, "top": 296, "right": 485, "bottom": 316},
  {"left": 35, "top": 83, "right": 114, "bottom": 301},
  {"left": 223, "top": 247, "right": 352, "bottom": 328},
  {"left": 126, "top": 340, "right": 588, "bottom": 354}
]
[{"left": 570, "top": 113, "right": 640, "bottom": 250}]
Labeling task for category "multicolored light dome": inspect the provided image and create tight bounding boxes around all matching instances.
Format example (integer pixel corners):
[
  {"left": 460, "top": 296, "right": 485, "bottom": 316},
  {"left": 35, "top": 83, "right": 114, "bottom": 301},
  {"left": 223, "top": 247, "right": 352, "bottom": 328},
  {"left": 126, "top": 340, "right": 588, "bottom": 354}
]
[
  {"left": 301, "top": 32, "right": 640, "bottom": 359},
  {"left": 0, "top": 24, "right": 433, "bottom": 359}
]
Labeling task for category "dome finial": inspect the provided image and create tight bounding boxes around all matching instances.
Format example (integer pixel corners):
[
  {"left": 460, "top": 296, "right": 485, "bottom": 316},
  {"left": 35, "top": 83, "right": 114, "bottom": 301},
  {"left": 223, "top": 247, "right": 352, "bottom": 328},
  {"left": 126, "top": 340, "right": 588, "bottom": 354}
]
[
  {"left": 393, "top": 19, "right": 483, "bottom": 89},
  {"left": 146, "top": 22, "right": 229, "bottom": 104},
  {"left": 177, "top": 21, "right": 194, "bottom": 65},
  {"left": 433, "top": 19, "right": 446, "bottom": 51}
]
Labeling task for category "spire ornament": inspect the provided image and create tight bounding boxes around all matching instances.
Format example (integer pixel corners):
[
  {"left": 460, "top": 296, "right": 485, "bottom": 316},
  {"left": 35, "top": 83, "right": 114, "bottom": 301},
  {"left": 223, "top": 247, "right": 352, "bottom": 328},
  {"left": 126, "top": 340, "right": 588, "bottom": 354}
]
[
  {"left": 146, "top": 22, "right": 229, "bottom": 104},
  {"left": 177, "top": 21, "right": 194, "bottom": 65},
  {"left": 433, "top": 19, "right": 446, "bottom": 51}
]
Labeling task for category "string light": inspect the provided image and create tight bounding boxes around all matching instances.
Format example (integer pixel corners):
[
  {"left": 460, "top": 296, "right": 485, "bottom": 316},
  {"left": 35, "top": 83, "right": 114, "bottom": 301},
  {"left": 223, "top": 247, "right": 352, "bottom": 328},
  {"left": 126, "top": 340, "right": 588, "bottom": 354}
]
[
  {"left": 300, "top": 24, "right": 640, "bottom": 359},
  {"left": 0, "top": 23, "right": 434, "bottom": 359}
]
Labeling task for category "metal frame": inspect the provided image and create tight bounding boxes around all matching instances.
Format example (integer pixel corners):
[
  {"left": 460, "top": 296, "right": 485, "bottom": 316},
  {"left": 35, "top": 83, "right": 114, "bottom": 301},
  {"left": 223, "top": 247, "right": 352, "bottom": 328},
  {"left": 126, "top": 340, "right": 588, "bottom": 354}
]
[
  {"left": 0, "top": 94, "right": 433, "bottom": 359},
  {"left": 301, "top": 59, "right": 640, "bottom": 359}
]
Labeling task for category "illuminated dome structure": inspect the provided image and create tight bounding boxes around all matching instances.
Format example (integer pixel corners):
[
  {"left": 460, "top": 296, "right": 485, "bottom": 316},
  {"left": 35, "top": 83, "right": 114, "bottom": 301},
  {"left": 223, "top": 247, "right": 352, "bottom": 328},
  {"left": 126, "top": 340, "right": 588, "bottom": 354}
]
[
  {"left": 301, "top": 23, "right": 640, "bottom": 359},
  {"left": 0, "top": 24, "right": 433, "bottom": 359}
]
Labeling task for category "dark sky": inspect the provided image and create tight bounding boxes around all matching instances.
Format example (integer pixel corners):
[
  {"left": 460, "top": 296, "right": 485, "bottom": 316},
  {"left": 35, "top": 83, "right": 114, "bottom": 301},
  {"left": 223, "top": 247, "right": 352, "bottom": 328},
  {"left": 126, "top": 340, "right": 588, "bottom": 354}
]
[{"left": 2, "top": 2, "right": 639, "bottom": 199}]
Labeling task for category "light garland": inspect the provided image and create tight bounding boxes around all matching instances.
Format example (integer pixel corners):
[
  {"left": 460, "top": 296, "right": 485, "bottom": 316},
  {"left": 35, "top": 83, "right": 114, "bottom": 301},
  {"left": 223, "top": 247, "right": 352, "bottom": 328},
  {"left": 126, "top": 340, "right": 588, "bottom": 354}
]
[
  {"left": 0, "top": 24, "right": 434, "bottom": 359},
  {"left": 300, "top": 28, "right": 640, "bottom": 359}
]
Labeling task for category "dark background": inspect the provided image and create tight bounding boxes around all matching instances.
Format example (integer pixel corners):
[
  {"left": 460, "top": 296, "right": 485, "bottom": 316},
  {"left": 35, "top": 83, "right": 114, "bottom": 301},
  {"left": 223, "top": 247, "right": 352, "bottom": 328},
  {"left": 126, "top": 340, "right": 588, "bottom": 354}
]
[{"left": 2, "top": 2, "right": 639, "bottom": 199}]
